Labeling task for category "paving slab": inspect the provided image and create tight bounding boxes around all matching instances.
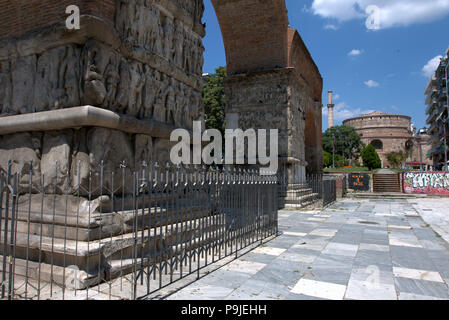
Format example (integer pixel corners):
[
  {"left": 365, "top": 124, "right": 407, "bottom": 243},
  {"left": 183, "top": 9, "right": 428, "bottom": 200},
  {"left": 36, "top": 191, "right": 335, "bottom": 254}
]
[
  {"left": 225, "top": 279, "right": 291, "bottom": 300},
  {"left": 157, "top": 197, "right": 449, "bottom": 301},
  {"left": 394, "top": 277, "right": 449, "bottom": 299},
  {"left": 290, "top": 278, "right": 347, "bottom": 300},
  {"left": 345, "top": 279, "right": 397, "bottom": 300}
]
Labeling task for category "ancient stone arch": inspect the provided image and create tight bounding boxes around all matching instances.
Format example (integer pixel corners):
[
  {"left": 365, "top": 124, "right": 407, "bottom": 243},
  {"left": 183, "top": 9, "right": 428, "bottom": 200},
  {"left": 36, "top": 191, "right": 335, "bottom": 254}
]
[
  {"left": 211, "top": 0, "right": 289, "bottom": 75},
  {"left": 0, "top": 0, "right": 323, "bottom": 190},
  {"left": 213, "top": 1, "right": 323, "bottom": 180},
  {"left": 288, "top": 28, "right": 323, "bottom": 174},
  {"left": 0, "top": 1, "right": 325, "bottom": 291}
]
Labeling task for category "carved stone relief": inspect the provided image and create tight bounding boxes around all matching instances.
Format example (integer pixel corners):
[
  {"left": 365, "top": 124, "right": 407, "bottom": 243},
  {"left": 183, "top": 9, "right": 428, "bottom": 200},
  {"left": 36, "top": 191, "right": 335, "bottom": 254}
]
[
  {"left": 0, "top": 39, "right": 203, "bottom": 130},
  {"left": 115, "top": 0, "right": 204, "bottom": 76}
]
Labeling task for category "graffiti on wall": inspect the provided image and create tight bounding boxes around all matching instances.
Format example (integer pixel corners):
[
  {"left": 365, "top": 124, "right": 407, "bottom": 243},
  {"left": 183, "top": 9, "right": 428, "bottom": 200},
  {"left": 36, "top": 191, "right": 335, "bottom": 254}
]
[{"left": 403, "top": 172, "right": 449, "bottom": 195}]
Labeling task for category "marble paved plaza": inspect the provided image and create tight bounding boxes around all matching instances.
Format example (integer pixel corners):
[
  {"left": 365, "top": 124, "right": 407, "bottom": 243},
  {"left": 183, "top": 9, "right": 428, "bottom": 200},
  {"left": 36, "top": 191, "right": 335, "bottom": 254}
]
[{"left": 165, "top": 197, "right": 449, "bottom": 300}]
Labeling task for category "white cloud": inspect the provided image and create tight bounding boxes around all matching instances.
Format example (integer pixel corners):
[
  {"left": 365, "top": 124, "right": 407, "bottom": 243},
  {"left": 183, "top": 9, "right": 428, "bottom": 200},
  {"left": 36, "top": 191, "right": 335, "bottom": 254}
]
[
  {"left": 310, "top": 0, "right": 449, "bottom": 30},
  {"left": 323, "top": 101, "right": 375, "bottom": 122},
  {"left": 422, "top": 55, "right": 443, "bottom": 78},
  {"left": 324, "top": 24, "right": 339, "bottom": 30},
  {"left": 311, "top": 0, "right": 365, "bottom": 22},
  {"left": 348, "top": 49, "right": 363, "bottom": 56},
  {"left": 302, "top": 4, "right": 311, "bottom": 13},
  {"left": 364, "top": 80, "right": 380, "bottom": 87}
]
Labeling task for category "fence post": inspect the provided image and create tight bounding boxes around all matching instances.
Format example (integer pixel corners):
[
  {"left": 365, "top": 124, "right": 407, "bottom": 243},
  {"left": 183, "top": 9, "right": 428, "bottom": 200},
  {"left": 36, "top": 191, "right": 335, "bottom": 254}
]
[
  {"left": 1, "top": 161, "right": 12, "bottom": 299},
  {"left": 7, "top": 173, "right": 18, "bottom": 300},
  {"left": 0, "top": 170, "right": 4, "bottom": 299}
]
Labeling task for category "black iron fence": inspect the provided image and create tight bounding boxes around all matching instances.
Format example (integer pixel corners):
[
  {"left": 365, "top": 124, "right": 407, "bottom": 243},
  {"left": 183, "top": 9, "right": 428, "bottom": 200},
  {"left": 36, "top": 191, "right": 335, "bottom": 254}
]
[
  {"left": 276, "top": 169, "right": 338, "bottom": 209},
  {"left": 0, "top": 161, "right": 278, "bottom": 300},
  {"left": 307, "top": 174, "right": 337, "bottom": 207},
  {"left": 0, "top": 159, "right": 341, "bottom": 300},
  {"left": 322, "top": 178, "right": 337, "bottom": 207}
]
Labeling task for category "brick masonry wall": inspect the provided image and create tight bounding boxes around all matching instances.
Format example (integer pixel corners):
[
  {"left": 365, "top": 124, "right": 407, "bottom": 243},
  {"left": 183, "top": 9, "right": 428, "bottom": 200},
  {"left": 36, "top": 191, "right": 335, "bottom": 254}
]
[
  {"left": 288, "top": 28, "right": 323, "bottom": 102},
  {"left": 344, "top": 114, "right": 432, "bottom": 167},
  {"left": 287, "top": 28, "right": 323, "bottom": 173},
  {"left": 344, "top": 115, "right": 411, "bottom": 130},
  {"left": 324, "top": 173, "right": 350, "bottom": 198},
  {"left": 212, "top": 0, "right": 289, "bottom": 75},
  {"left": 345, "top": 115, "right": 413, "bottom": 167},
  {"left": 0, "top": 0, "right": 115, "bottom": 39}
]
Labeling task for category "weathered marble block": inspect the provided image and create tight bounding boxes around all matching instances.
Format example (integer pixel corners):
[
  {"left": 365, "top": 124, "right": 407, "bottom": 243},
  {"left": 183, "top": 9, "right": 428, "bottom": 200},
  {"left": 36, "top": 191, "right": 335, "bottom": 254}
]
[{"left": 0, "top": 127, "right": 159, "bottom": 196}]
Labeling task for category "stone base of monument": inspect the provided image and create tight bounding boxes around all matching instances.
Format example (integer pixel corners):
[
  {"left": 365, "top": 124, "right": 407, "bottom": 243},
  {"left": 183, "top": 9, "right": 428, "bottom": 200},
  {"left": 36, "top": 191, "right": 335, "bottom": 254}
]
[
  {"left": 1, "top": 216, "right": 222, "bottom": 290},
  {"left": 0, "top": 195, "right": 222, "bottom": 290},
  {"left": 8, "top": 195, "right": 213, "bottom": 241},
  {"left": 280, "top": 184, "right": 319, "bottom": 209}
]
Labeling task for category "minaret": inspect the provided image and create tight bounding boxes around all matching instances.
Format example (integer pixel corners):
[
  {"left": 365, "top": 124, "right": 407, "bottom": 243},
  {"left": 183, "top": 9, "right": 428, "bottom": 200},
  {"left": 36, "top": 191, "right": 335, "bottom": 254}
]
[{"left": 327, "top": 91, "right": 335, "bottom": 128}]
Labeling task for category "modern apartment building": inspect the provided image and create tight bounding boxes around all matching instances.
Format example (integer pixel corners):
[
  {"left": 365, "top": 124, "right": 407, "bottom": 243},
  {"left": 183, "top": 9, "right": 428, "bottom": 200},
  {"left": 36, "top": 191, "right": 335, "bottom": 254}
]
[{"left": 425, "top": 47, "right": 449, "bottom": 170}]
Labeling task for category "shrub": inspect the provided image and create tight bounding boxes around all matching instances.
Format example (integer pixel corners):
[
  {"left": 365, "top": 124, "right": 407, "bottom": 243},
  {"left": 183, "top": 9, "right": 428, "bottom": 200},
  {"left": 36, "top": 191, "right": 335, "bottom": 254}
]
[
  {"left": 386, "top": 151, "right": 406, "bottom": 168},
  {"left": 361, "top": 144, "right": 382, "bottom": 170},
  {"left": 322, "top": 151, "right": 344, "bottom": 168}
]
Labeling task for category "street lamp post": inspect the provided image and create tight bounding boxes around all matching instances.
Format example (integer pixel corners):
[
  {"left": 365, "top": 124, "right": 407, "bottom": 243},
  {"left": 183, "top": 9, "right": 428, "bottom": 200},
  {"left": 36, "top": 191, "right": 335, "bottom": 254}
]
[
  {"left": 443, "top": 122, "right": 448, "bottom": 171},
  {"left": 436, "top": 111, "right": 447, "bottom": 171},
  {"left": 332, "top": 132, "right": 335, "bottom": 168},
  {"left": 418, "top": 135, "right": 424, "bottom": 171},
  {"left": 340, "top": 132, "right": 346, "bottom": 166}
]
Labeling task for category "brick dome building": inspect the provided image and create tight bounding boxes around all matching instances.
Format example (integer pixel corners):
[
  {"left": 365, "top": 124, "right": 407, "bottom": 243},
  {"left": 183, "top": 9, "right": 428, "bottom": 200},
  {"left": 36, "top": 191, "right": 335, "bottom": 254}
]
[{"left": 343, "top": 111, "right": 431, "bottom": 168}]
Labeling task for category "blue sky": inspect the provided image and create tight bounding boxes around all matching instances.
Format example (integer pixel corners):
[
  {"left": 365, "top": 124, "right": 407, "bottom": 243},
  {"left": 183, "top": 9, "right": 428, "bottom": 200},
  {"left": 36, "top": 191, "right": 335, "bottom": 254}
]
[{"left": 202, "top": 0, "right": 449, "bottom": 131}]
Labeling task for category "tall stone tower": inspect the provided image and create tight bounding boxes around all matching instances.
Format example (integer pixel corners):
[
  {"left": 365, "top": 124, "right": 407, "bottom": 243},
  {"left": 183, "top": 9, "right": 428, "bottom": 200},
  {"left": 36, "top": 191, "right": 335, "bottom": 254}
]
[{"left": 327, "top": 91, "right": 335, "bottom": 128}]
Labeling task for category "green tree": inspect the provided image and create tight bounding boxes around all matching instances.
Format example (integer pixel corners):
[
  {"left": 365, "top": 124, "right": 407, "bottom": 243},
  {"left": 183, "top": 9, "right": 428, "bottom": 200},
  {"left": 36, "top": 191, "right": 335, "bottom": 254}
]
[
  {"left": 361, "top": 144, "right": 382, "bottom": 170},
  {"left": 322, "top": 125, "right": 364, "bottom": 165},
  {"left": 323, "top": 151, "right": 333, "bottom": 168},
  {"left": 323, "top": 151, "right": 347, "bottom": 168},
  {"left": 202, "top": 66, "right": 226, "bottom": 136},
  {"left": 386, "top": 151, "right": 406, "bottom": 168}
]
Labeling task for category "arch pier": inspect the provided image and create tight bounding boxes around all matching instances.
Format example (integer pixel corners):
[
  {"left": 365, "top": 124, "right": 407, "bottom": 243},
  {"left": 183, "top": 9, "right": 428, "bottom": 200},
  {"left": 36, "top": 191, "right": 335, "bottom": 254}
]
[{"left": 0, "top": 0, "right": 324, "bottom": 290}]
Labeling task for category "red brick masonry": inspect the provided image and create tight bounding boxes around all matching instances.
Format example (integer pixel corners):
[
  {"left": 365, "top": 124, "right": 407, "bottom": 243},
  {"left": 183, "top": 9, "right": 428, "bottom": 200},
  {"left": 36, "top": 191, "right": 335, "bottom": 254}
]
[{"left": 0, "top": 0, "right": 114, "bottom": 39}]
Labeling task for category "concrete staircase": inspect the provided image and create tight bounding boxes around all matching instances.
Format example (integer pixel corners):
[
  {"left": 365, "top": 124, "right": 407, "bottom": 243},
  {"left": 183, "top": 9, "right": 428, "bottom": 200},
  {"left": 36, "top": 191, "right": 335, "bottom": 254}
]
[
  {"left": 373, "top": 173, "right": 401, "bottom": 193},
  {"left": 279, "top": 184, "right": 319, "bottom": 209}
]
